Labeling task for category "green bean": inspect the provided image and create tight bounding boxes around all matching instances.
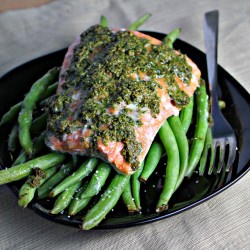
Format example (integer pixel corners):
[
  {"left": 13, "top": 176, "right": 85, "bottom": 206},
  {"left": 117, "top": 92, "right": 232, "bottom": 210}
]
[
  {"left": 34, "top": 82, "right": 58, "bottom": 108},
  {"left": 18, "top": 166, "right": 57, "bottom": 208},
  {"left": 211, "top": 164, "right": 226, "bottom": 190},
  {"left": 199, "top": 99, "right": 224, "bottom": 175},
  {"left": 37, "top": 161, "right": 73, "bottom": 199},
  {"left": 100, "top": 15, "right": 108, "bottom": 27},
  {"left": 0, "top": 81, "right": 58, "bottom": 127},
  {"left": 207, "top": 134, "right": 215, "bottom": 175},
  {"left": 8, "top": 124, "right": 19, "bottom": 152},
  {"left": 32, "top": 133, "right": 46, "bottom": 154},
  {"left": 30, "top": 113, "right": 47, "bottom": 134},
  {"left": 68, "top": 183, "right": 91, "bottom": 216},
  {"left": 199, "top": 128, "right": 209, "bottom": 176},
  {"left": 0, "top": 102, "right": 22, "bottom": 126},
  {"left": 50, "top": 158, "right": 99, "bottom": 198},
  {"left": 23, "top": 68, "right": 59, "bottom": 110},
  {"left": 179, "top": 95, "right": 194, "bottom": 133},
  {"left": 0, "top": 153, "right": 65, "bottom": 185},
  {"left": 163, "top": 28, "right": 181, "bottom": 49},
  {"left": 199, "top": 127, "right": 215, "bottom": 175},
  {"left": 18, "top": 109, "right": 33, "bottom": 156},
  {"left": 165, "top": 25, "right": 192, "bottom": 136},
  {"left": 82, "top": 174, "right": 130, "bottom": 230},
  {"left": 80, "top": 162, "right": 111, "bottom": 199},
  {"left": 12, "top": 133, "right": 45, "bottom": 166},
  {"left": 18, "top": 68, "right": 59, "bottom": 156},
  {"left": 122, "top": 181, "right": 138, "bottom": 213},
  {"left": 185, "top": 81, "right": 209, "bottom": 178},
  {"left": 163, "top": 24, "right": 189, "bottom": 190},
  {"left": 38, "top": 81, "right": 58, "bottom": 101},
  {"left": 162, "top": 25, "right": 188, "bottom": 192},
  {"left": 168, "top": 115, "right": 189, "bottom": 190},
  {"left": 131, "top": 160, "right": 144, "bottom": 210},
  {"left": 128, "top": 13, "right": 152, "bottom": 31},
  {"left": 50, "top": 182, "right": 81, "bottom": 214},
  {"left": 156, "top": 121, "right": 180, "bottom": 212},
  {"left": 12, "top": 150, "right": 27, "bottom": 167},
  {"left": 140, "top": 142, "right": 163, "bottom": 183}
]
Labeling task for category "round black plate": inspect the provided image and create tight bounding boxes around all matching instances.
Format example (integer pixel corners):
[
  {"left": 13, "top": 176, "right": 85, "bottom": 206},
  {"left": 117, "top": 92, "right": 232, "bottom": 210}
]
[{"left": 0, "top": 31, "right": 250, "bottom": 230}]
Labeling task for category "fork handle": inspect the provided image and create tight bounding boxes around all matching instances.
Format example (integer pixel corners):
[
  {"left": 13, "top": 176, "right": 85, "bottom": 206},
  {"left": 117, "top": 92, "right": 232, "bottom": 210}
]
[{"left": 204, "top": 10, "right": 219, "bottom": 111}]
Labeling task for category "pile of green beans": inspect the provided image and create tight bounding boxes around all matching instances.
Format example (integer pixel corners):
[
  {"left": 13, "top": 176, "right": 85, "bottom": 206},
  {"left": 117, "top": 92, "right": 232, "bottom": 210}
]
[{"left": 0, "top": 14, "right": 212, "bottom": 230}]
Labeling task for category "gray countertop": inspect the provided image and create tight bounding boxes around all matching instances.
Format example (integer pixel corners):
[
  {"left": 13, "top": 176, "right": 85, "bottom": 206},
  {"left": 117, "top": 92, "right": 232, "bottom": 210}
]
[{"left": 0, "top": 0, "right": 249, "bottom": 249}]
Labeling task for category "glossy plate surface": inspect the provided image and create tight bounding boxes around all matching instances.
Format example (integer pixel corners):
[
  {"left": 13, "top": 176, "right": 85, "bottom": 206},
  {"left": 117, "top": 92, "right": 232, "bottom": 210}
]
[{"left": 0, "top": 31, "right": 249, "bottom": 229}]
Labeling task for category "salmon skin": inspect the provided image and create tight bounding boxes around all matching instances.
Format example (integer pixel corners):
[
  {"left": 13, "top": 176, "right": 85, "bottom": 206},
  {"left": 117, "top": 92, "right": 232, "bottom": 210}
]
[{"left": 46, "top": 25, "right": 201, "bottom": 175}]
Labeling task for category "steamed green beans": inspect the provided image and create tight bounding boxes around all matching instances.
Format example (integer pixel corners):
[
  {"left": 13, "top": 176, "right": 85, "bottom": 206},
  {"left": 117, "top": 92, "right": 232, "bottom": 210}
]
[
  {"left": 82, "top": 174, "right": 130, "bottom": 230},
  {"left": 12, "top": 134, "right": 45, "bottom": 166},
  {"left": 131, "top": 160, "right": 144, "bottom": 210},
  {"left": 100, "top": 15, "right": 108, "bottom": 27},
  {"left": 0, "top": 81, "right": 58, "bottom": 127},
  {"left": 30, "top": 113, "right": 47, "bottom": 134},
  {"left": 180, "top": 96, "right": 194, "bottom": 133},
  {"left": 157, "top": 121, "right": 180, "bottom": 212},
  {"left": 18, "top": 68, "right": 59, "bottom": 156},
  {"left": 38, "top": 81, "right": 58, "bottom": 101},
  {"left": 0, "top": 16, "right": 218, "bottom": 231},
  {"left": 37, "top": 161, "right": 73, "bottom": 199},
  {"left": 185, "top": 81, "right": 209, "bottom": 177},
  {"left": 168, "top": 115, "right": 189, "bottom": 190},
  {"left": 140, "top": 142, "right": 163, "bottom": 182},
  {"left": 163, "top": 28, "right": 181, "bottom": 49},
  {"left": 122, "top": 181, "right": 138, "bottom": 213},
  {"left": 18, "top": 167, "right": 57, "bottom": 208},
  {"left": 51, "top": 182, "right": 81, "bottom": 214},
  {"left": 0, "top": 102, "right": 22, "bottom": 127},
  {"left": 0, "top": 153, "right": 65, "bottom": 185},
  {"left": 199, "top": 127, "right": 215, "bottom": 175},
  {"left": 80, "top": 162, "right": 111, "bottom": 199},
  {"left": 49, "top": 158, "right": 98, "bottom": 198},
  {"left": 8, "top": 124, "right": 19, "bottom": 152},
  {"left": 128, "top": 13, "right": 152, "bottom": 30},
  {"left": 68, "top": 183, "right": 92, "bottom": 216},
  {"left": 18, "top": 110, "right": 33, "bottom": 156}
]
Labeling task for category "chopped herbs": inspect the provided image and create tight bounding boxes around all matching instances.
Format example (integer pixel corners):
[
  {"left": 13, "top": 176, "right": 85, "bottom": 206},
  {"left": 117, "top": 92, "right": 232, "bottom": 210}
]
[{"left": 47, "top": 25, "right": 192, "bottom": 168}]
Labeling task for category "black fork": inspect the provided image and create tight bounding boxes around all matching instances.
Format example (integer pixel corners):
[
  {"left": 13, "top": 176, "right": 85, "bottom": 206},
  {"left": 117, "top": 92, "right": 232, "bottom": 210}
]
[{"left": 204, "top": 10, "right": 237, "bottom": 173}]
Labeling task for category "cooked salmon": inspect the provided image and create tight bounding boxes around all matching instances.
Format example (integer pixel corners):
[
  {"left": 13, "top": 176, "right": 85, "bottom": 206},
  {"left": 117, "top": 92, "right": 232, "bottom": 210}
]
[{"left": 46, "top": 25, "right": 201, "bottom": 175}]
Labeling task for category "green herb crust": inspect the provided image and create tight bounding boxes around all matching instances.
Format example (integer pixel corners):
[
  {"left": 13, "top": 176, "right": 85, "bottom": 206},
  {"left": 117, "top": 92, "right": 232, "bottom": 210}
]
[{"left": 47, "top": 25, "right": 192, "bottom": 168}]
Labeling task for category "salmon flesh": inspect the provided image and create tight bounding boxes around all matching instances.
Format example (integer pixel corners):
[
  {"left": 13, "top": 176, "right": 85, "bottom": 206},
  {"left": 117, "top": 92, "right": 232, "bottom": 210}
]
[{"left": 46, "top": 25, "right": 201, "bottom": 174}]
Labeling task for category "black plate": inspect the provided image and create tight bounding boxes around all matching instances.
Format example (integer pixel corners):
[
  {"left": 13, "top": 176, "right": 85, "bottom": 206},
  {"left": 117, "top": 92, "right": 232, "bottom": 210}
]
[{"left": 0, "top": 31, "right": 250, "bottom": 230}]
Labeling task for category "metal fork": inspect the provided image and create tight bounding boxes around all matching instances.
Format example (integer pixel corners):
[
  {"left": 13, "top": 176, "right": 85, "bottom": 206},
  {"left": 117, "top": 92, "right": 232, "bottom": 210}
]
[{"left": 204, "top": 10, "right": 237, "bottom": 173}]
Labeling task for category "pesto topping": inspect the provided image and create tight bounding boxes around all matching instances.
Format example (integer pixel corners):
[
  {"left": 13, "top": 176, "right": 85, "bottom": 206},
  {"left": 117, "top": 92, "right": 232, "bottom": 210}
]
[
  {"left": 28, "top": 168, "right": 46, "bottom": 188},
  {"left": 47, "top": 25, "right": 192, "bottom": 168}
]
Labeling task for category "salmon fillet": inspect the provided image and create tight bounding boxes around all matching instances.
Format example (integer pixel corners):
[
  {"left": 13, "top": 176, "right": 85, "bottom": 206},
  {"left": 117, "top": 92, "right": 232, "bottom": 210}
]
[{"left": 46, "top": 25, "right": 200, "bottom": 174}]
